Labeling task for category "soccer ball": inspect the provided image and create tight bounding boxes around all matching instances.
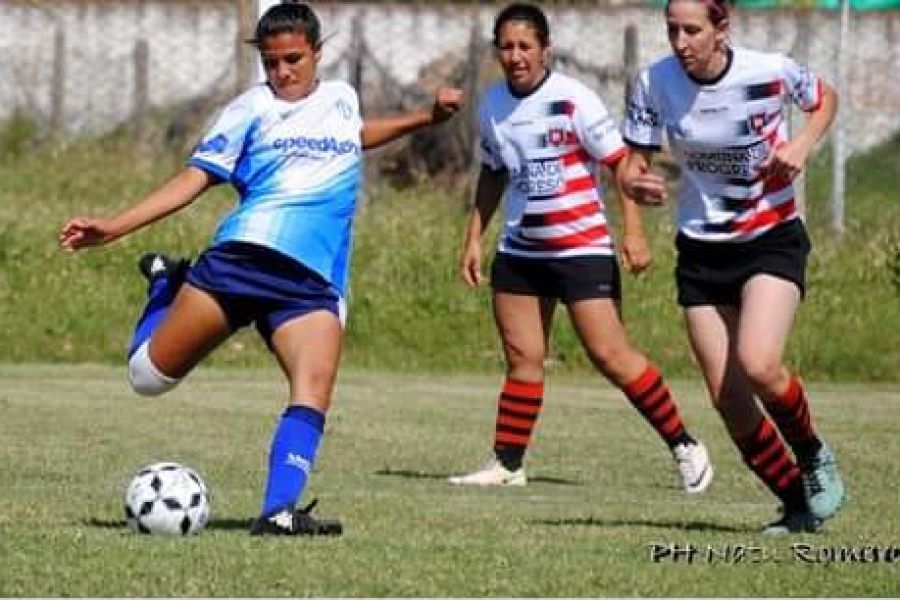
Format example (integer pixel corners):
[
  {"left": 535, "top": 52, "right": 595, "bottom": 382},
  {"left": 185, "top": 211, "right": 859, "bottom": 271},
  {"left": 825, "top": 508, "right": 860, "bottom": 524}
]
[{"left": 124, "top": 462, "right": 210, "bottom": 535}]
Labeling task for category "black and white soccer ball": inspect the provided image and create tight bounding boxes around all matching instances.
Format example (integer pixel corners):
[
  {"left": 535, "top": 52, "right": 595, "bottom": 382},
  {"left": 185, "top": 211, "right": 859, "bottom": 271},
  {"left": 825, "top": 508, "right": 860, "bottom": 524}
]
[{"left": 124, "top": 462, "right": 210, "bottom": 536}]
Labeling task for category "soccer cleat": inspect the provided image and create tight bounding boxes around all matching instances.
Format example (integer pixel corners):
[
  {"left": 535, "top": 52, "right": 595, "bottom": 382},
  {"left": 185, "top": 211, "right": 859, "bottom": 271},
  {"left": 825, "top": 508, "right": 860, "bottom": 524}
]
[
  {"left": 762, "top": 507, "right": 823, "bottom": 535},
  {"left": 448, "top": 458, "right": 527, "bottom": 487},
  {"left": 249, "top": 499, "right": 343, "bottom": 537},
  {"left": 799, "top": 443, "right": 846, "bottom": 520},
  {"left": 672, "top": 440, "right": 713, "bottom": 494},
  {"left": 138, "top": 252, "right": 190, "bottom": 284}
]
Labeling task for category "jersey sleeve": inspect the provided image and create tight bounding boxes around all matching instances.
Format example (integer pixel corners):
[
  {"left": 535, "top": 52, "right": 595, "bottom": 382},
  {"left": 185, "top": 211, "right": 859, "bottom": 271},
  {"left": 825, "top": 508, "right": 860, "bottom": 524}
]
[
  {"left": 478, "top": 99, "right": 505, "bottom": 172},
  {"left": 188, "top": 95, "right": 256, "bottom": 182},
  {"left": 572, "top": 86, "right": 626, "bottom": 167},
  {"left": 781, "top": 55, "right": 823, "bottom": 112},
  {"left": 622, "top": 71, "right": 663, "bottom": 150}
]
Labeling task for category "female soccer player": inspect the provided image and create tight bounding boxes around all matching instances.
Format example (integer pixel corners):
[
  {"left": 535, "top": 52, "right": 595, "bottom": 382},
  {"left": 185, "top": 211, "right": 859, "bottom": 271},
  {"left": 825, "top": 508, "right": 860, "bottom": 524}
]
[
  {"left": 620, "top": 0, "right": 845, "bottom": 533},
  {"left": 59, "top": 2, "right": 462, "bottom": 536},
  {"left": 448, "top": 2, "right": 713, "bottom": 496}
]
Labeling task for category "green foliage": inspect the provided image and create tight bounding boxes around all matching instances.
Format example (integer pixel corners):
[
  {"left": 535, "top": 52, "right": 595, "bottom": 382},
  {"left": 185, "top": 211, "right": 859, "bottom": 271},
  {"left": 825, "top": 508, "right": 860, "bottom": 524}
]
[
  {"left": 0, "top": 365, "right": 898, "bottom": 596},
  {"left": 0, "top": 134, "right": 897, "bottom": 379},
  {"left": 0, "top": 111, "right": 41, "bottom": 160}
]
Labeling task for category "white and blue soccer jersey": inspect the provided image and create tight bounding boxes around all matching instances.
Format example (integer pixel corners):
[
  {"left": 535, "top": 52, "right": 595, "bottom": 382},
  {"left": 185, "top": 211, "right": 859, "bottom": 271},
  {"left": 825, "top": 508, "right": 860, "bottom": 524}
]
[
  {"left": 189, "top": 80, "right": 362, "bottom": 296},
  {"left": 623, "top": 48, "right": 823, "bottom": 242},
  {"left": 480, "top": 71, "right": 627, "bottom": 259}
]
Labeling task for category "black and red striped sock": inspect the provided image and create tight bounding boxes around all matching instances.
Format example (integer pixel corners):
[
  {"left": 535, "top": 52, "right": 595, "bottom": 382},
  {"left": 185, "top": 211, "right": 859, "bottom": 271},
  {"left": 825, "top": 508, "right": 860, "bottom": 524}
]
[
  {"left": 761, "top": 375, "right": 821, "bottom": 459},
  {"left": 493, "top": 378, "right": 544, "bottom": 471},
  {"left": 622, "top": 364, "right": 692, "bottom": 448},
  {"left": 734, "top": 417, "right": 806, "bottom": 510}
]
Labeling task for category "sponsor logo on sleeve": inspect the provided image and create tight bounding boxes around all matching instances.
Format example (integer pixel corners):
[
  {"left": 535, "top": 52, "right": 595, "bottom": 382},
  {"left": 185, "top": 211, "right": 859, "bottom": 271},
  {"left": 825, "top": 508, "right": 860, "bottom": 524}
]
[
  {"left": 627, "top": 102, "right": 661, "bottom": 128},
  {"left": 196, "top": 134, "right": 228, "bottom": 154}
]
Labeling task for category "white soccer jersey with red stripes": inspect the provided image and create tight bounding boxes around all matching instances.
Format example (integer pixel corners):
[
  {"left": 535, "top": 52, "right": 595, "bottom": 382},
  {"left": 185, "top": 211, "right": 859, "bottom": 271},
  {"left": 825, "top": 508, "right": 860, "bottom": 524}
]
[
  {"left": 479, "top": 71, "right": 627, "bottom": 258},
  {"left": 623, "top": 47, "right": 823, "bottom": 242}
]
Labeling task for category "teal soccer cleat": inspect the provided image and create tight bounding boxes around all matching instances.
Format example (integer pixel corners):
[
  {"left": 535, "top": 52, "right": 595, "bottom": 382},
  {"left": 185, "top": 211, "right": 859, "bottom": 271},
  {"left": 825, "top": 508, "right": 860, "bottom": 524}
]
[{"left": 799, "top": 443, "right": 846, "bottom": 520}]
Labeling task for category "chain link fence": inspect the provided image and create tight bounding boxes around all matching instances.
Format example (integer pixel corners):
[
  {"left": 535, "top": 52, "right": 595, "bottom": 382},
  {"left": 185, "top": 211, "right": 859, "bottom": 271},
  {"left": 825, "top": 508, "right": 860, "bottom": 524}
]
[{"left": 2, "top": 1, "right": 898, "bottom": 210}]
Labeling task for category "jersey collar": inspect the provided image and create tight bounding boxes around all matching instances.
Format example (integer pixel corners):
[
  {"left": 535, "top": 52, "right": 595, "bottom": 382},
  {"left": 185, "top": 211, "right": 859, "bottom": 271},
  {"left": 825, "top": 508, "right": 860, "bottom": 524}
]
[
  {"left": 507, "top": 69, "right": 552, "bottom": 99},
  {"left": 686, "top": 47, "right": 734, "bottom": 86}
]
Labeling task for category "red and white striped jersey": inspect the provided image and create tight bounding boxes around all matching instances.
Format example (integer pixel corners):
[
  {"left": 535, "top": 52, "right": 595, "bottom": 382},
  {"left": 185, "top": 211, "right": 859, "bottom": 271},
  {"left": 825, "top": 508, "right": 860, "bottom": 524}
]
[
  {"left": 479, "top": 71, "right": 627, "bottom": 258},
  {"left": 623, "top": 47, "right": 823, "bottom": 242}
]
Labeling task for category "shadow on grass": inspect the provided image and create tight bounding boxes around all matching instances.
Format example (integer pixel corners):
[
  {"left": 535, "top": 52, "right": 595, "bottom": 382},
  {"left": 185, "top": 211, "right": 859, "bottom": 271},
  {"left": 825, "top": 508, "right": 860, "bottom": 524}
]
[
  {"left": 207, "top": 517, "right": 255, "bottom": 531},
  {"left": 83, "top": 517, "right": 254, "bottom": 531},
  {"left": 375, "top": 467, "right": 580, "bottom": 486},
  {"left": 532, "top": 516, "right": 753, "bottom": 533}
]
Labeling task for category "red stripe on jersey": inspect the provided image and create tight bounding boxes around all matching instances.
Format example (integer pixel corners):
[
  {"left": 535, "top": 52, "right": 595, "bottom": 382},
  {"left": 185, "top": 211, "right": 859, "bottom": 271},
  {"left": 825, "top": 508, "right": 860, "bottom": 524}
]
[
  {"left": 528, "top": 202, "right": 599, "bottom": 226},
  {"left": 561, "top": 175, "right": 596, "bottom": 196},
  {"left": 765, "top": 130, "right": 784, "bottom": 149},
  {"left": 731, "top": 198, "right": 796, "bottom": 235},
  {"left": 761, "top": 172, "right": 792, "bottom": 196},
  {"left": 561, "top": 149, "right": 592, "bottom": 166},
  {"left": 601, "top": 146, "right": 628, "bottom": 168},
  {"left": 533, "top": 224, "right": 609, "bottom": 249}
]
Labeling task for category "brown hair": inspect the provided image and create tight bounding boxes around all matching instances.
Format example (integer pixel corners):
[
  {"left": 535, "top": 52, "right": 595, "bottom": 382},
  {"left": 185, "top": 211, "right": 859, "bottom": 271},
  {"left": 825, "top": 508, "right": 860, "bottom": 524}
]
[{"left": 668, "top": 0, "right": 731, "bottom": 26}]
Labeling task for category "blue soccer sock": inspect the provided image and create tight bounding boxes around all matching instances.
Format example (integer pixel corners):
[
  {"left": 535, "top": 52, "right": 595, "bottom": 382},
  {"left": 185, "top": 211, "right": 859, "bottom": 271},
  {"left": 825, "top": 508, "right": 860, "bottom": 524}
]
[
  {"left": 260, "top": 404, "right": 325, "bottom": 518},
  {"left": 127, "top": 275, "right": 178, "bottom": 358}
]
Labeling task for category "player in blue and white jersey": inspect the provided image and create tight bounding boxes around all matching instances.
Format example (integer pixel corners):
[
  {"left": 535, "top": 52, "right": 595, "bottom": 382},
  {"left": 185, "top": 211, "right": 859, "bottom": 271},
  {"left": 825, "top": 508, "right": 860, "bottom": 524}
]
[
  {"left": 619, "top": 0, "right": 845, "bottom": 534},
  {"left": 59, "top": 2, "right": 463, "bottom": 536},
  {"left": 447, "top": 3, "right": 713, "bottom": 496}
]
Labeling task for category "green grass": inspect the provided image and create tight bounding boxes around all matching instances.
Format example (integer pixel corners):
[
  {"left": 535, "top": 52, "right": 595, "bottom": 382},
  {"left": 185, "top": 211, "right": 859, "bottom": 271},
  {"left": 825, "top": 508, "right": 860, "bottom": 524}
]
[
  {"left": 0, "top": 127, "right": 897, "bottom": 379},
  {"left": 0, "top": 364, "right": 898, "bottom": 596}
]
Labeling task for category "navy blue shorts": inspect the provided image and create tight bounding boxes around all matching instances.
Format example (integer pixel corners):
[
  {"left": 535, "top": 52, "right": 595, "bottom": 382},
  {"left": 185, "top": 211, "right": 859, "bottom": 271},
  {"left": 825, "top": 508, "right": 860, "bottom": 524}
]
[
  {"left": 490, "top": 253, "right": 621, "bottom": 303},
  {"left": 185, "top": 241, "right": 342, "bottom": 346},
  {"left": 675, "top": 219, "right": 811, "bottom": 307}
]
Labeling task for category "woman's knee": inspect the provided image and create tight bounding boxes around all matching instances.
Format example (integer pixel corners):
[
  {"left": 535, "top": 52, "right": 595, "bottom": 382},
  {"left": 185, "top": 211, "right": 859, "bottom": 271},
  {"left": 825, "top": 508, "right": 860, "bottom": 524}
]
[
  {"left": 128, "top": 341, "right": 180, "bottom": 396},
  {"left": 738, "top": 351, "right": 783, "bottom": 391},
  {"left": 586, "top": 340, "right": 638, "bottom": 380},
  {"left": 503, "top": 347, "right": 544, "bottom": 382}
]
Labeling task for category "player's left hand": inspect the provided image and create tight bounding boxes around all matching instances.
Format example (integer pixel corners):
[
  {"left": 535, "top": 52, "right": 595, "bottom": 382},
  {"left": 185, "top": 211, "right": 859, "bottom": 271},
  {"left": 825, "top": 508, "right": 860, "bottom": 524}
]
[
  {"left": 621, "top": 232, "right": 652, "bottom": 274},
  {"left": 432, "top": 87, "right": 465, "bottom": 123}
]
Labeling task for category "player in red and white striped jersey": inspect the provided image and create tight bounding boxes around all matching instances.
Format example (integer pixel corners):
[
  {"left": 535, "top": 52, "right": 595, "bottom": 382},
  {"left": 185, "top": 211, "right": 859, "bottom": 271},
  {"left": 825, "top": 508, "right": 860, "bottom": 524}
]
[
  {"left": 620, "top": 0, "right": 845, "bottom": 534},
  {"left": 448, "top": 2, "right": 713, "bottom": 495}
]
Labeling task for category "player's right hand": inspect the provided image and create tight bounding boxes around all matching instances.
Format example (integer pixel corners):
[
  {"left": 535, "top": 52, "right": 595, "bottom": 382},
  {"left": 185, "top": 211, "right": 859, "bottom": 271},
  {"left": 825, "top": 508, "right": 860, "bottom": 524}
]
[
  {"left": 432, "top": 87, "right": 465, "bottom": 124},
  {"left": 460, "top": 243, "right": 483, "bottom": 287},
  {"left": 58, "top": 217, "right": 113, "bottom": 251}
]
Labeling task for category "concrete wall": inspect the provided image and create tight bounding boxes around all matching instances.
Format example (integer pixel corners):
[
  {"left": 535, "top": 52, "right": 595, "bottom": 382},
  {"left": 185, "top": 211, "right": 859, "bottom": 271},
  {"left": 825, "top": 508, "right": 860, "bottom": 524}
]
[{"left": 2, "top": 1, "right": 897, "bottom": 151}]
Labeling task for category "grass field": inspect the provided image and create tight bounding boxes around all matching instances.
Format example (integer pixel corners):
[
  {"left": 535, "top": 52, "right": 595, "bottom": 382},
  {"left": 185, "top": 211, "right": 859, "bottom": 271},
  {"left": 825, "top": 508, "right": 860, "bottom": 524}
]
[
  {"left": 0, "top": 127, "right": 897, "bottom": 380},
  {"left": 1, "top": 364, "right": 898, "bottom": 597}
]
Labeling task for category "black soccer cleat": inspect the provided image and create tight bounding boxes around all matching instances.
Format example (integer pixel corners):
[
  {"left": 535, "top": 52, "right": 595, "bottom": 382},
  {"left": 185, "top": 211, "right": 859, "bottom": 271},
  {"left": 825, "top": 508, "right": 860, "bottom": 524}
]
[
  {"left": 762, "top": 506, "right": 823, "bottom": 535},
  {"left": 138, "top": 252, "right": 190, "bottom": 284},
  {"left": 249, "top": 499, "right": 343, "bottom": 537}
]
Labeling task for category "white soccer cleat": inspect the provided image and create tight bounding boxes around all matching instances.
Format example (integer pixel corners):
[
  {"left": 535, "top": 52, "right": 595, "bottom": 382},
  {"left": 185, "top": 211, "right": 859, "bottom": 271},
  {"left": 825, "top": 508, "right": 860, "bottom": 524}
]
[
  {"left": 448, "top": 458, "right": 527, "bottom": 487},
  {"left": 672, "top": 441, "right": 713, "bottom": 494}
]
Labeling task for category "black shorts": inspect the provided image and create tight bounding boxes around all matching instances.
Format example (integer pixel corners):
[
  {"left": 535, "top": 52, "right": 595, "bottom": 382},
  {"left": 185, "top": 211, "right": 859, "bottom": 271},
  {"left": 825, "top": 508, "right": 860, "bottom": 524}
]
[
  {"left": 675, "top": 219, "right": 811, "bottom": 307},
  {"left": 490, "top": 253, "right": 621, "bottom": 303}
]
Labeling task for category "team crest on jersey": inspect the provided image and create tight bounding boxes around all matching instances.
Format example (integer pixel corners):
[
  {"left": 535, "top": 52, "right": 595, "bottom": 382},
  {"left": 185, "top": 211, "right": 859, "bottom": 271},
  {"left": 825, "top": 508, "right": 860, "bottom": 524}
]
[
  {"left": 335, "top": 98, "right": 353, "bottom": 120},
  {"left": 748, "top": 112, "right": 769, "bottom": 135},
  {"left": 544, "top": 128, "right": 577, "bottom": 148},
  {"left": 747, "top": 111, "right": 779, "bottom": 135},
  {"left": 548, "top": 128, "right": 566, "bottom": 147}
]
